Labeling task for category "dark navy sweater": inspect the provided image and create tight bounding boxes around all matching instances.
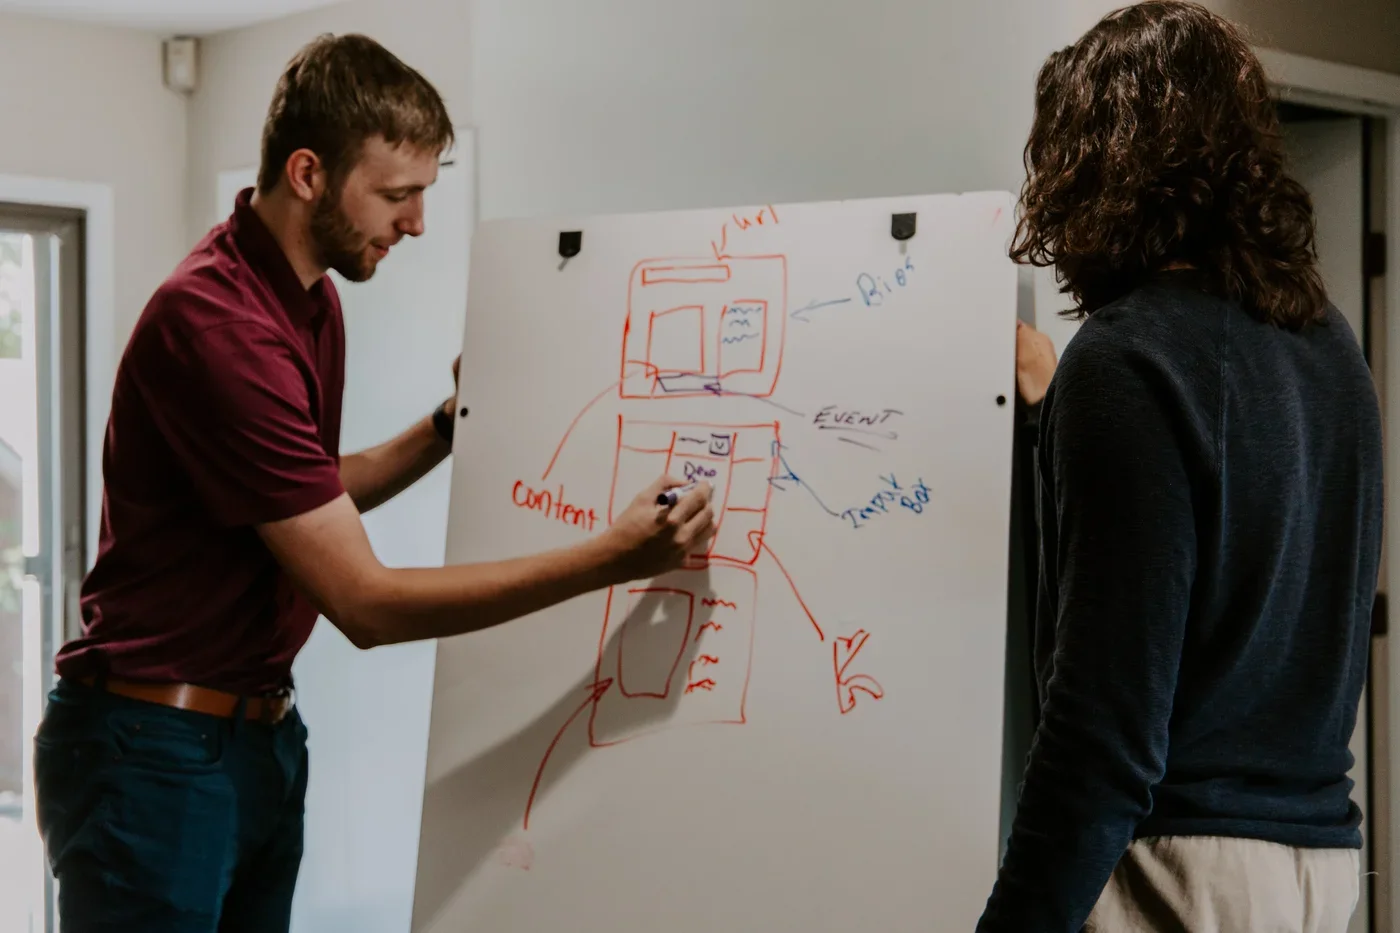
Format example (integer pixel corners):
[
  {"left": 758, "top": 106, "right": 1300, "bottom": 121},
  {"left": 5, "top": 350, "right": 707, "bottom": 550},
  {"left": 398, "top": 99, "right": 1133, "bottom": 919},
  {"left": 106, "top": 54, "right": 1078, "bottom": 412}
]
[{"left": 977, "top": 271, "right": 1383, "bottom": 932}]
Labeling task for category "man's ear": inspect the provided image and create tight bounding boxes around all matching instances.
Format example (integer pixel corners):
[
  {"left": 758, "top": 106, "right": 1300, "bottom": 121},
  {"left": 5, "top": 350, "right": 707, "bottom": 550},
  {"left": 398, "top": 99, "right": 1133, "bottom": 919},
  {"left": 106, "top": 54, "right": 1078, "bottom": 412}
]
[{"left": 283, "top": 148, "right": 326, "bottom": 203}]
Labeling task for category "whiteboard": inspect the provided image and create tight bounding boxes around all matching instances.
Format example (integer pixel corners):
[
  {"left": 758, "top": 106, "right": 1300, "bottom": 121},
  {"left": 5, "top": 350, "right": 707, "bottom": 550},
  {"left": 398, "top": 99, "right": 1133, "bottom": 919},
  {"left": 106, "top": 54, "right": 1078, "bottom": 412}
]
[{"left": 413, "top": 191, "right": 1018, "bottom": 932}]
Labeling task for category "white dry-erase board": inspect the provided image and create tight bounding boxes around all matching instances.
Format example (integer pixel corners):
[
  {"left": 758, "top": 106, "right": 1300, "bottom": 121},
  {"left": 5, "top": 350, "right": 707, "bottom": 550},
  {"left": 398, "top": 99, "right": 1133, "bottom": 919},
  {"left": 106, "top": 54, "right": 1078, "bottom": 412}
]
[{"left": 413, "top": 192, "right": 1018, "bottom": 932}]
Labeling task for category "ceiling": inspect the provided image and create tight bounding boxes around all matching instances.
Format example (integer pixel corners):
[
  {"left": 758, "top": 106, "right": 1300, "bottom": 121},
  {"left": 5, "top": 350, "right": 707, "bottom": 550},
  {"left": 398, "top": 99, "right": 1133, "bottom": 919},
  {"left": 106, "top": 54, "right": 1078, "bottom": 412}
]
[{"left": 0, "top": 0, "right": 345, "bottom": 35}]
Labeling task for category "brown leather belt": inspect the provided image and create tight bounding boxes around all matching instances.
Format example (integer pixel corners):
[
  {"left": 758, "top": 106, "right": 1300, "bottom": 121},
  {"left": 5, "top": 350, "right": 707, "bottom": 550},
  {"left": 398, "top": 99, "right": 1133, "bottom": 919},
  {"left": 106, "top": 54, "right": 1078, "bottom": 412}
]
[{"left": 79, "top": 676, "right": 294, "bottom": 725}]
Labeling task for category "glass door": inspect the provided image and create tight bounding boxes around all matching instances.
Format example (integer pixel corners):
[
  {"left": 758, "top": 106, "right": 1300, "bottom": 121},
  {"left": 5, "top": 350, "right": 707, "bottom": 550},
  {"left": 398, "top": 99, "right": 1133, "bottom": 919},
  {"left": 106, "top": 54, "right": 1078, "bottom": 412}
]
[{"left": 0, "top": 206, "right": 84, "bottom": 933}]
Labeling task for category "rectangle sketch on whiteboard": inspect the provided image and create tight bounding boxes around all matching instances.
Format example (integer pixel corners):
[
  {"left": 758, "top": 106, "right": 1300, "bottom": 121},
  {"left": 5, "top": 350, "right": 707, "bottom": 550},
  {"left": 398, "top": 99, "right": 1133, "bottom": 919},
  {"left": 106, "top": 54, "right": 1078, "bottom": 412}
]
[{"left": 414, "top": 191, "right": 1019, "bottom": 933}]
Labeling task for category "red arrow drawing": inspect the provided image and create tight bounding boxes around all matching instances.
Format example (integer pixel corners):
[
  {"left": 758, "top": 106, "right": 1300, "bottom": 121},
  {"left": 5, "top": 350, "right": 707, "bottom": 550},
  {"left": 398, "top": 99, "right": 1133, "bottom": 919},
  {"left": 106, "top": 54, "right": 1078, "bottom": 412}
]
[{"left": 524, "top": 678, "right": 613, "bottom": 830}]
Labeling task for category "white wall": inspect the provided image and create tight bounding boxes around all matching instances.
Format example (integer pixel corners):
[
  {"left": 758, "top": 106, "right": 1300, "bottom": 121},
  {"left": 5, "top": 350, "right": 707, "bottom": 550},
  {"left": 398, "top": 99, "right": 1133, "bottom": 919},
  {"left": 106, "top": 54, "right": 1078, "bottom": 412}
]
[
  {"left": 465, "top": 0, "right": 1066, "bottom": 218},
  {"left": 186, "top": 0, "right": 469, "bottom": 237},
  {"left": 185, "top": 2, "right": 1078, "bottom": 930},
  {"left": 187, "top": 0, "right": 1072, "bottom": 234},
  {"left": 0, "top": 10, "right": 186, "bottom": 354}
]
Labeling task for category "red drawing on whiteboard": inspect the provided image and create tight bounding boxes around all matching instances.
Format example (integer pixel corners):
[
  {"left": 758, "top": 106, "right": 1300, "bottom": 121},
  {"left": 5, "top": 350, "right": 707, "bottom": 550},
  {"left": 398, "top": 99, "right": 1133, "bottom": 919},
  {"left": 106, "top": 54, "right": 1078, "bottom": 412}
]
[
  {"left": 522, "top": 224, "right": 895, "bottom": 831},
  {"left": 750, "top": 530, "right": 824, "bottom": 642},
  {"left": 591, "top": 563, "right": 759, "bottom": 743},
  {"left": 834, "top": 628, "right": 885, "bottom": 714},
  {"left": 524, "top": 678, "right": 613, "bottom": 830},
  {"left": 541, "top": 378, "right": 622, "bottom": 482},
  {"left": 620, "top": 255, "right": 787, "bottom": 400},
  {"left": 608, "top": 417, "right": 779, "bottom": 568},
  {"left": 541, "top": 247, "right": 786, "bottom": 479}
]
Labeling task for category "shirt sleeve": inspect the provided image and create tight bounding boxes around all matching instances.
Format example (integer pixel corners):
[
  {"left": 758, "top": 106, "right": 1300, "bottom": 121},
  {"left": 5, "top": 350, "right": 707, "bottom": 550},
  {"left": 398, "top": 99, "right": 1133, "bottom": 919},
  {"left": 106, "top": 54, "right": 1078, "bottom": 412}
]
[
  {"left": 133, "top": 318, "right": 347, "bottom": 527},
  {"left": 976, "top": 333, "right": 1201, "bottom": 932}
]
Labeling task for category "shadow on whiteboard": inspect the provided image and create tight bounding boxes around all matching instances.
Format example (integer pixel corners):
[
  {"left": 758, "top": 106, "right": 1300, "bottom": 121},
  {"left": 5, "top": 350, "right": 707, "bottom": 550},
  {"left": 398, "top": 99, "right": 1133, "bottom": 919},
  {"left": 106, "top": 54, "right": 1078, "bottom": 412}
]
[{"left": 412, "top": 570, "right": 715, "bottom": 928}]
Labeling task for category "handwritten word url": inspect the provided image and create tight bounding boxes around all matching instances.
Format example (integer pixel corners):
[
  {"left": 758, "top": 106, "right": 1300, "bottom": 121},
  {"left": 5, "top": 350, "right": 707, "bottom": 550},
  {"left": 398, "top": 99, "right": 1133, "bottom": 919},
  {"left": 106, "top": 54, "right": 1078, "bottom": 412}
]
[
  {"left": 711, "top": 204, "right": 779, "bottom": 259},
  {"left": 841, "top": 475, "right": 932, "bottom": 529},
  {"left": 511, "top": 481, "right": 599, "bottom": 532}
]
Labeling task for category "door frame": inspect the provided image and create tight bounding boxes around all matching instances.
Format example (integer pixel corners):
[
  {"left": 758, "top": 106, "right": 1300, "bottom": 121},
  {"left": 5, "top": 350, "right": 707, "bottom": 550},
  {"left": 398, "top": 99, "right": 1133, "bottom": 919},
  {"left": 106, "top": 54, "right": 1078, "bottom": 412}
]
[
  {"left": 0, "top": 205, "right": 88, "bottom": 933},
  {"left": 1257, "top": 45, "right": 1400, "bottom": 933},
  {"left": 0, "top": 176, "right": 112, "bottom": 573}
]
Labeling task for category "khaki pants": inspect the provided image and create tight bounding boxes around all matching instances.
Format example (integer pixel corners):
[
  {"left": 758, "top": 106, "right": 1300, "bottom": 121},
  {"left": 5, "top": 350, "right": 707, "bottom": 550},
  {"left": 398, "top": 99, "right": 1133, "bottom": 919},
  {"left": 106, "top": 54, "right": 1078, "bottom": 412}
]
[{"left": 1085, "top": 837, "right": 1361, "bottom": 933}]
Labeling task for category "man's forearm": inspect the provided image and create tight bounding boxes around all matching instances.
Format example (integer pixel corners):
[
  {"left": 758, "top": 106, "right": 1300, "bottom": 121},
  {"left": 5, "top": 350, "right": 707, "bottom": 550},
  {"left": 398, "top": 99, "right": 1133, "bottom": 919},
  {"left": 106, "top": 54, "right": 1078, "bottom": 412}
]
[
  {"left": 339, "top": 535, "right": 623, "bottom": 647},
  {"left": 340, "top": 403, "right": 451, "bottom": 512}
]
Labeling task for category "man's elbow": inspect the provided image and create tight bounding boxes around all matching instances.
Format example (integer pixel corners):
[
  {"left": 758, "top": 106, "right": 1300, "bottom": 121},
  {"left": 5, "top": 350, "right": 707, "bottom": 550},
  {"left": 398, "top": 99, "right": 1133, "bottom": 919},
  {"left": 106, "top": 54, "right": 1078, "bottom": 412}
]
[
  {"left": 337, "top": 613, "right": 386, "bottom": 650},
  {"left": 324, "top": 576, "right": 395, "bottom": 650}
]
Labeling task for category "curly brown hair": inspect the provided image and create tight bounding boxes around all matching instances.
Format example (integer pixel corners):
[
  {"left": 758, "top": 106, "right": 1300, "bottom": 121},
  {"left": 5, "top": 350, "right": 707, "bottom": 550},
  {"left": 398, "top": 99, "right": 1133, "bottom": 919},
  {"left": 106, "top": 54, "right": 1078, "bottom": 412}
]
[{"left": 1011, "top": 1, "right": 1327, "bottom": 329}]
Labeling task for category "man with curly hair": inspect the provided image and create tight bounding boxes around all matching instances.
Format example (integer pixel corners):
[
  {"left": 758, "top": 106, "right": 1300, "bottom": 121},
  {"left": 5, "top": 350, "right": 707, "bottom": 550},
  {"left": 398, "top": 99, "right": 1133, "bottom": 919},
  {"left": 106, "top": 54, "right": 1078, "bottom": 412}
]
[{"left": 978, "top": 3, "right": 1380, "bottom": 931}]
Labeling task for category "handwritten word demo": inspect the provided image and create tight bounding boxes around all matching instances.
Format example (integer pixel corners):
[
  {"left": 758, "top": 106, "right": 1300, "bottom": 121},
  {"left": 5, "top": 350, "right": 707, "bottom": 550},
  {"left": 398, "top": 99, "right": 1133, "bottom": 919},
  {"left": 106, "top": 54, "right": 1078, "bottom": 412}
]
[
  {"left": 511, "top": 481, "right": 599, "bottom": 532},
  {"left": 682, "top": 460, "right": 719, "bottom": 483}
]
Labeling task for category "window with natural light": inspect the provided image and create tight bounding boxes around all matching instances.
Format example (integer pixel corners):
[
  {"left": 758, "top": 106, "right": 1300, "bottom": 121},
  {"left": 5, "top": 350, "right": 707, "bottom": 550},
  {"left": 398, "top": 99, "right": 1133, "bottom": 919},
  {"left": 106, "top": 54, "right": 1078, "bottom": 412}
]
[{"left": 0, "top": 230, "right": 44, "bottom": 933}]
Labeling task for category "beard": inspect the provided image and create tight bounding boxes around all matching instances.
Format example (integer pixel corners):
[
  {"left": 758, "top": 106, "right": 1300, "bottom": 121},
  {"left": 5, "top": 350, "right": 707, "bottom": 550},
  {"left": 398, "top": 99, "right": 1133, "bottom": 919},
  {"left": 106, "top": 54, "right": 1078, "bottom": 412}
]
[{"left": 309, "top": 184, "right": 378, "bottom": 283}]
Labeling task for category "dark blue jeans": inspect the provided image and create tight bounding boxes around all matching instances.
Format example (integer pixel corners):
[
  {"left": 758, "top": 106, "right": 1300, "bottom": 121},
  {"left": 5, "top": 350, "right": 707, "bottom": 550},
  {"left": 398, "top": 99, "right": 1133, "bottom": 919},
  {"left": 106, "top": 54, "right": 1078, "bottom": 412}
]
[{"left": 33, "top": 678, "right": 309, "bottom": 932}]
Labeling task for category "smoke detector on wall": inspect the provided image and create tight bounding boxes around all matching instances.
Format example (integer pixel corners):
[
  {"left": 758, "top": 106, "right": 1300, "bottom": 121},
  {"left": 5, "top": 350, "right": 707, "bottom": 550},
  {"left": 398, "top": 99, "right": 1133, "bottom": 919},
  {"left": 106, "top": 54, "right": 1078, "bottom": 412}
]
[{"left": 162, "top": 36, "right": 198, "bottom": 94}]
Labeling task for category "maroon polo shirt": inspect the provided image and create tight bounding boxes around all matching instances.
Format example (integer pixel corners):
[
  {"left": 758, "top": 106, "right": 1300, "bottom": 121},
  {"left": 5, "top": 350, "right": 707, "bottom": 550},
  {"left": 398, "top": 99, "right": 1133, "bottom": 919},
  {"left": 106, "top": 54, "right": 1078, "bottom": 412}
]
[{"left": 54, "top": 188, "right": 347, "bottom": 695}]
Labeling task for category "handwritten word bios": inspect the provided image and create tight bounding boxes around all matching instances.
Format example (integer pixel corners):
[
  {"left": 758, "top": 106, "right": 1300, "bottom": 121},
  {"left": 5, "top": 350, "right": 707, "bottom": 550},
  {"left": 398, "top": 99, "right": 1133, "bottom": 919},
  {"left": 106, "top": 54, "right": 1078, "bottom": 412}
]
[
  {"left": 856, "top": 255, "right": 915, "bottom": 307},
  {"left": 511, "top": 481, "right": 599, "bottom": 532},
  {"left": 842, "top": 475, "right": 932, "bottom": 530}
]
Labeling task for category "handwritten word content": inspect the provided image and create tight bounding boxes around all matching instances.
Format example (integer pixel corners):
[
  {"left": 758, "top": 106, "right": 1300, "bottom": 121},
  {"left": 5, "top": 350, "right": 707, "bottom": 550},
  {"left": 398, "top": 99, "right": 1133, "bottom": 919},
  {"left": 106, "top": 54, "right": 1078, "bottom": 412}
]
[
  {"left": 841, "top": 475, "right": 932, "bottom": 530},
  {"left": 512, "top": 481, "right": 599, "bottom": 532},
  {"left": 857, "top": 255, "right": 915, "bottom": 307}
]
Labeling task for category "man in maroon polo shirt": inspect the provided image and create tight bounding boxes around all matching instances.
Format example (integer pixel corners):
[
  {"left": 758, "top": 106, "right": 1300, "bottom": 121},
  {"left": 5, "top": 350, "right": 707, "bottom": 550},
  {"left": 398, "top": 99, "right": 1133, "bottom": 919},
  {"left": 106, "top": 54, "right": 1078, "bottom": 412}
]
[{"left": 32, "top": 33, "right": 713, "bottom": 933}]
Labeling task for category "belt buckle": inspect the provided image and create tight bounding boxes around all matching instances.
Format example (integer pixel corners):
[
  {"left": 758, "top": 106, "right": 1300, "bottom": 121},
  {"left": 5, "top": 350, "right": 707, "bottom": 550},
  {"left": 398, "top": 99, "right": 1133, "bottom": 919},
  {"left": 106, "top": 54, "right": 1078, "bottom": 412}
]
[{"left": 260, "top": 687, "right": 294, "bottom": 725}]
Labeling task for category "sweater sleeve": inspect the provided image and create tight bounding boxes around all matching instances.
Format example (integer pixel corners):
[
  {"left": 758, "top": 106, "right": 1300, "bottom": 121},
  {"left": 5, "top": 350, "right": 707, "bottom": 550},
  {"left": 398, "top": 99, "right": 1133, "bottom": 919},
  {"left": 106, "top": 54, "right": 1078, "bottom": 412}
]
[
  {"left": 975, "top": 335, "right": 1200, "bottom": 932},
  {"left": 1021, "top": 398, "right": 1043, "bottom": 446}
]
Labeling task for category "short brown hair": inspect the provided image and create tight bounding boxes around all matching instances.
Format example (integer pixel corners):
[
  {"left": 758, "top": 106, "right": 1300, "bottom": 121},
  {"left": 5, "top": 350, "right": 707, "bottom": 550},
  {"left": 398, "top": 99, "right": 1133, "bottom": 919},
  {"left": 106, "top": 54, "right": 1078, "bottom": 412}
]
[
  {"left": 1011, "top": 1, "right": 1326, "bottom": 329},
  {"left": 258, "top": 33, "right": 454, "bottom": 193}
]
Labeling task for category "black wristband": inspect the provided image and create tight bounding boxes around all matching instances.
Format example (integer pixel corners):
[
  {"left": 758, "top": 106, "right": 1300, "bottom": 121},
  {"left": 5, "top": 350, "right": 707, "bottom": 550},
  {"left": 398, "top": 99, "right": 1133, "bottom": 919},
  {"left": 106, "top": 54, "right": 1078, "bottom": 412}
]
[{"left": 432, "top": 403, "right": 455, "bottom": 444}]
